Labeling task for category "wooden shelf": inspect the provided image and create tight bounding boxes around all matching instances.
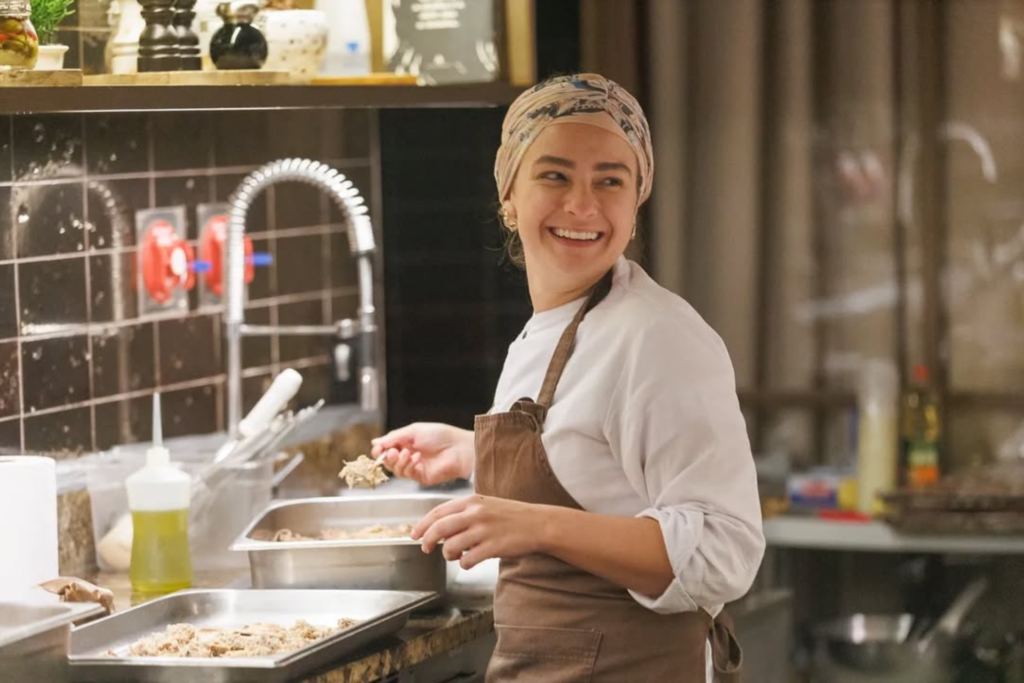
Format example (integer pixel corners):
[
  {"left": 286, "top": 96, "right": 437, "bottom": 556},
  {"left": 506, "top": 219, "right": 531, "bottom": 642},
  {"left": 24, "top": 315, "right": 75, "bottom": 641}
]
[
  {"left": 0, "top": 82, "right": 526, "bottom": 115},
  {"left": 764, "top": 515, "right": 1024, "bottom": 555}
]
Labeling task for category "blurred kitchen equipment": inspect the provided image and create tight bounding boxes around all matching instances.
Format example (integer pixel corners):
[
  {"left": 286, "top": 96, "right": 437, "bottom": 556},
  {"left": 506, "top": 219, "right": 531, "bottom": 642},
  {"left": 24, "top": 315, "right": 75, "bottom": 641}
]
[
  {"left": 883, "top": 460, "right": 1024, "bottom": 534},
  {"left": 813, "top": 577, "right": 987, "bottom": 683},
  {"left": 224, "top": 159, "right": 379, "bottom": 438},
  {"left": 916, "top": 576, "right": 989, "bottom": 656},
  {"left": 232, "top": 495, "right": 450, "bottom": 603},
  {"left": 0, "top": 456, "right": 58, "bottom": 592},
  {"left": 68, "top": 588, "right": 436, "bottom": 682},
  {"left": 813, "top": 613, "right": 955, "bottom": 683}
]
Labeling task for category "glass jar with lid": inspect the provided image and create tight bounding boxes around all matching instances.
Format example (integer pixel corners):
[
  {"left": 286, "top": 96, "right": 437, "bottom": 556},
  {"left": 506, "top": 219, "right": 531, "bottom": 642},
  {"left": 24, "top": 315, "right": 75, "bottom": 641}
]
[{"left": 0, "top": 0, "right": 39, "bottom": 69}]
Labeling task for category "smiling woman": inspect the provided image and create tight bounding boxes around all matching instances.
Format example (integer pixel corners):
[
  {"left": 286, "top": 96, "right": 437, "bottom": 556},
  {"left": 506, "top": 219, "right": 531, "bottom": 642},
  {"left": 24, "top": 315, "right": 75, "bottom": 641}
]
[{"left": 372, "top": 73, "right": 764, "bottom": 683}]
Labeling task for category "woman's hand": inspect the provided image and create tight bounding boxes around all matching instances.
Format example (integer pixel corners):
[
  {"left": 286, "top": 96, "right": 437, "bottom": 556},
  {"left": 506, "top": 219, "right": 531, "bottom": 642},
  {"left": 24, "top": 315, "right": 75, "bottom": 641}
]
[
  {"left": 412, "top": 495, "right": 546, "bottom": 570},
  {"left": 370, "top": 422, "right": 475, "bottom": 486}
]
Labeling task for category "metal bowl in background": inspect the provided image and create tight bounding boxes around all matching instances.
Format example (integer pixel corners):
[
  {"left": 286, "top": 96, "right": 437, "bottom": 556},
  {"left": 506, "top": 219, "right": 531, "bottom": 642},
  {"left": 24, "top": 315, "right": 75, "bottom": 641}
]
[{"left": 813, "top": 613, "right": 957, "bottom": 683}]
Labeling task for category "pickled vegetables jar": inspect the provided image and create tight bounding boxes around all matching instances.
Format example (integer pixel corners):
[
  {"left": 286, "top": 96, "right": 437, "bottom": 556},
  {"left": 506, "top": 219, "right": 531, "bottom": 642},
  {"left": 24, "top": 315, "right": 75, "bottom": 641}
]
[{"left": 0, "top": 1, "right": 38, "bottom": 69}]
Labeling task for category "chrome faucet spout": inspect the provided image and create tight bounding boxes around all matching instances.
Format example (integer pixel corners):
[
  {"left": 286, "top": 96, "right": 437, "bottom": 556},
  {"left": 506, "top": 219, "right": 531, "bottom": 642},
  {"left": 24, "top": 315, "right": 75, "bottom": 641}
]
[{"left": 225, "top": 159, "right": 379, "bottom": 436}]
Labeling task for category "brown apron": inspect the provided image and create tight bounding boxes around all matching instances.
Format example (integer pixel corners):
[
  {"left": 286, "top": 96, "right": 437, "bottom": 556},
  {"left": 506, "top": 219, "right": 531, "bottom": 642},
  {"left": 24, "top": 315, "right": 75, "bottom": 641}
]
[{"left": 474, "top": 273, "right": 743, "bottom": 682}]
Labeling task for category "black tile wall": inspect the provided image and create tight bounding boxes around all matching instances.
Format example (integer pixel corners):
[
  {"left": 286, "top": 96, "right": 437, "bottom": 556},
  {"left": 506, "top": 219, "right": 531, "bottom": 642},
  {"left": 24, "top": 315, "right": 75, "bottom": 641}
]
[
  {"left": 155, "top": 176, "right": 213, "bottom": 240},
  {"left": 12, "top": 115, "right": 84, "bottom": 180},
  {"left": 0, "top": 119, "right": 11, "bottom": 184},
  {"left": 19, "top": 258, "right": 89, "bottom": 329},
  {"left": 14, "top": 182, "right": 87, "bottom": 257},
  {"left": 276, "top": 235, "right": 325, "bottom": 295},
  {"left": 162, "top": 385, "right": 219, "bottom": 439},
  {"left": 0, "top": 417, "right": 19, "bottom": 454},
  {"left": 0, "top": 264, "right": 16, "bottom": 338},
  {"left": 24, "top": 407, "right": 92, "bottom": 456},
  {"left": 380, "top": 108, "right": 533, "bottom": 430},
  {"left": 0, "top": 341, "right": 19, "bottom": 418},
  {"left": 85, "top": 115, "right": 150, "bottom": 176},
  {"left": 0, "top": 108, "right": 377, "bottom": 455},
  {"left": 151, "top": 113, "right": 213, "bottom": 170},
  {"left": 0, "top": 187, "right": 10, "bottom": 260},
  {"left": 21, "top": 335, "right": 90, "bottom": 412},
  {"left": 91, "top": 324, "right": 155, "bottom": 397}
]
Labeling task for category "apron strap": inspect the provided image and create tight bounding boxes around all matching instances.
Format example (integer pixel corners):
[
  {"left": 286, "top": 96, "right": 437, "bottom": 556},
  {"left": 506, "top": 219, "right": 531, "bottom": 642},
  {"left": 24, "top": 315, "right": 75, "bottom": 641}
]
[
  {"left": 707, "top": 609, "right": 743, "bottom": 682},
  {"left": 536, "top": 270, "right": 614, "bottom": 409}
]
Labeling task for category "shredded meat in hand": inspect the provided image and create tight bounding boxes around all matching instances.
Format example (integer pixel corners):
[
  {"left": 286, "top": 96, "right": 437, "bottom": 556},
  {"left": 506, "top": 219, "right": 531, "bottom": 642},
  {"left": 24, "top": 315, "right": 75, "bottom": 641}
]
[
  {"left": 120, "top": 618, "right": 360, "bottom": 658},
  {"left": 338, "top": 455, "right": 389, "bottom": 489}
]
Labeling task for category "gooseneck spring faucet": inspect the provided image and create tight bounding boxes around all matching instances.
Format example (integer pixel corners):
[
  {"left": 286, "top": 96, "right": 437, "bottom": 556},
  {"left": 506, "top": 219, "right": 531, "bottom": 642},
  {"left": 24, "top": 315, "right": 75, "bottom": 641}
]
[{"left": 225, "top": 158, "right": 379, "bottom": 437}]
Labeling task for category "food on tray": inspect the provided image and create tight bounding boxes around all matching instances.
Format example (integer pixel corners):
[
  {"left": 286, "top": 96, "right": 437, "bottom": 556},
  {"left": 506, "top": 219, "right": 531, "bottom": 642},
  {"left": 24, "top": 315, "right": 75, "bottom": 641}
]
[
  {"left": 250, "top": 523, "right": 415, "bottom": 542},
  {"left": 108, "top": 618, "right": 360, "bottom": 658},
  {"left": 338, "top": 454, "right": 389, "bottom": 489}
]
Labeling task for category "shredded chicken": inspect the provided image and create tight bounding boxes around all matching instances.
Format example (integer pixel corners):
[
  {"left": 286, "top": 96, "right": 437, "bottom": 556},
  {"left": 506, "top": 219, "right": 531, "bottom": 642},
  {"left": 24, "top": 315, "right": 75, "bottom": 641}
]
[
  {"left": 338, "top": 454, "right": 389, "bottom": 489},
  {"left": 250, "top": 523, "right": 414, "bottom": 542},
  {"left": 114, "top": 618, "right": 359, "bottom": 658}
]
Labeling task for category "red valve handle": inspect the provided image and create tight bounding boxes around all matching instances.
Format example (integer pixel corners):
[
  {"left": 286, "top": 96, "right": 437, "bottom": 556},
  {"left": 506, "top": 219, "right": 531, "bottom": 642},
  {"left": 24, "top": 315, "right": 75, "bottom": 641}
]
[
  {"left": 200, "top": 214, "right": 254, "bottom": 297},
  {"left": 141, "top": 220, "right": 196, "bottom": 303}
]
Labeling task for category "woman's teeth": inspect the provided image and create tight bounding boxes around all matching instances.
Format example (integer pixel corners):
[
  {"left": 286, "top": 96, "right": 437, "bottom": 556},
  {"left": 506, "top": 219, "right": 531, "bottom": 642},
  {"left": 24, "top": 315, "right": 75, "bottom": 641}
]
[{"left": 552, "top": 228, "right": 600, "bottom": 241}]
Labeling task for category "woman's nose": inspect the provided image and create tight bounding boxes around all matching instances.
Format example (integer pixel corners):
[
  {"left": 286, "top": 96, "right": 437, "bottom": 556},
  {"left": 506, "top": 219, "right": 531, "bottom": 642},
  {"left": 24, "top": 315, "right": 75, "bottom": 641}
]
[{"left": 563, "top": 184, "right": 600, "bottom": 217}]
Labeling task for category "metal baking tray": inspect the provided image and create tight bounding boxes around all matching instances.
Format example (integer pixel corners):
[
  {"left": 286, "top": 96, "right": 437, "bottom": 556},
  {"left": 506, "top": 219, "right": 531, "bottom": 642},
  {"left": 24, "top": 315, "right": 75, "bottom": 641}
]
[
  {"left": 0, "top": 598, "right": 105, "bottom": 682},
  {"left": 231, "top": 494, "right": 451, "bottom": 599},
  {"left": 68, "top": 588, "right": 437, "bottom": 682}
]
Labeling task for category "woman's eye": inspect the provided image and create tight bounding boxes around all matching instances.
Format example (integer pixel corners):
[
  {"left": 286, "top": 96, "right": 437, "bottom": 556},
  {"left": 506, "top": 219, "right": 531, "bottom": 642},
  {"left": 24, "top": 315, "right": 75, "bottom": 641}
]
[
  {"left": 600, "top": 177, "right": 625, "bottom": 187},
  {"left": 539, "top": 171, "right": 566, "bottom": 181}
]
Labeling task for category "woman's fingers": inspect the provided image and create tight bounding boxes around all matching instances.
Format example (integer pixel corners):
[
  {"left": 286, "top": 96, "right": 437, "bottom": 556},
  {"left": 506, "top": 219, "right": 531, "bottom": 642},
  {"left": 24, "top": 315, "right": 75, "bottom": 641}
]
[
  {"left": 371, "top": 423, "right": 421, "bottom": 452},
  {"left": 419, "top": 512, "right": 470, "bottom": 555}
]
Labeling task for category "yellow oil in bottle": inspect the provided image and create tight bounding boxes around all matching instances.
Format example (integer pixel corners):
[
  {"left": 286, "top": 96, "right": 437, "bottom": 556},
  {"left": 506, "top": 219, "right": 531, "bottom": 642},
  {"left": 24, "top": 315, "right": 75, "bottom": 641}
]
[{"left": 129, "top": 508, "right": 193, "bottom": 594}]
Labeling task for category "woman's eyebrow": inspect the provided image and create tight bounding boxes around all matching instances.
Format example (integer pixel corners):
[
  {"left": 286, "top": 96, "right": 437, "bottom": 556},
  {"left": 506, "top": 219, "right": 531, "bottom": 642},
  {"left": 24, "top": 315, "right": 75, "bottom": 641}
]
[{"left": 533, "top": 156, "right": 633, "bottom": 175}]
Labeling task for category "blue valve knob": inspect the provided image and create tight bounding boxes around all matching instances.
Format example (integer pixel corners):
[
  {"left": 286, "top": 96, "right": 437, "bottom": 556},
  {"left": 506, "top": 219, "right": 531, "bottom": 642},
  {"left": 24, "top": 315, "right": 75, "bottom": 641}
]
[
  {"left": 191, "top": 260, "right": 212, "bottom": 273},
  {"left": 248, "top": 252, "right": 273, "bottom": 267}
]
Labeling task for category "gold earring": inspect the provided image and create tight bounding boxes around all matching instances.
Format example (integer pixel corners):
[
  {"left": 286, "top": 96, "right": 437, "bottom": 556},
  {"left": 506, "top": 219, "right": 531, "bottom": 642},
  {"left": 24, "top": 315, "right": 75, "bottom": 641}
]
[
  {"left": 631, "top": 223, "right": 637, "bottom": 240},
  {"left": 501, "top": 208, "right": 518, "bottom": 231}
]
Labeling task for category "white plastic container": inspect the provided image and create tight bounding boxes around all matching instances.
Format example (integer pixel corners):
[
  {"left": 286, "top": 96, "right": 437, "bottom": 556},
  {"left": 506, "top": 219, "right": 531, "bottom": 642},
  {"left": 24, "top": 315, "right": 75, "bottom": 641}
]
[
  {"left": 855, "top": 359, "right": 900, "bottom": 515},
  {"left": 316, "top": 0, "right": 371, "bottom": 76}
]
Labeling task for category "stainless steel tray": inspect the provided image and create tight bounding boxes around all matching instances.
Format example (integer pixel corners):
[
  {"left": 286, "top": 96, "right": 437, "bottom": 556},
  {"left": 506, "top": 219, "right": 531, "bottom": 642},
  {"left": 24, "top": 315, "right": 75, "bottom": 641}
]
[
  {"left": 68, "top": 588, "right": 437, "bottom": 683},
  {"left": 1, "top": 598, "right": 105, "bottom": 682},
  {"left": 231, "top": 494, "right": 452, "bottom": 599}
]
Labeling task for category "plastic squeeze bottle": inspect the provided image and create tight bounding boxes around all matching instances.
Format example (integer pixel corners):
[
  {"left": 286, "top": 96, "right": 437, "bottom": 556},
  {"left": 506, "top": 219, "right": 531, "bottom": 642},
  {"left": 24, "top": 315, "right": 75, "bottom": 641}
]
[
  {"left": 127, "top": 393, "right": 193, "bottom": 594},
  {"left": 855, "top": 359, "right": 900, "bottom": 516}
]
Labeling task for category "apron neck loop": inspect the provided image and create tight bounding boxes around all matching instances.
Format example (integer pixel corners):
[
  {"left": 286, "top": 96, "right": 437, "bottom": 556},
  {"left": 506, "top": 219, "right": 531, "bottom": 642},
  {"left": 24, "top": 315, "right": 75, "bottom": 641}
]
[{"left": 536, "top": 269, "right": 614, "bottom": 408}]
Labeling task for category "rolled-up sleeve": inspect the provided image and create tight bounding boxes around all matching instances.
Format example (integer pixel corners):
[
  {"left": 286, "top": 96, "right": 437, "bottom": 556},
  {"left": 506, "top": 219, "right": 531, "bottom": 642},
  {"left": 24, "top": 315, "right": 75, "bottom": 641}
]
[{"left": 602, "top": 318, "right": 765, "bottom": 614}]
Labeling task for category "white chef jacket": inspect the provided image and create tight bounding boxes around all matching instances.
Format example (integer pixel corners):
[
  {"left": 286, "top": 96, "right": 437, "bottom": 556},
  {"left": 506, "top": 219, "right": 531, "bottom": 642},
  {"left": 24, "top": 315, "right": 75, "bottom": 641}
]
[{"left": 487, "top": 256, "right": 765, "bottom": 625}]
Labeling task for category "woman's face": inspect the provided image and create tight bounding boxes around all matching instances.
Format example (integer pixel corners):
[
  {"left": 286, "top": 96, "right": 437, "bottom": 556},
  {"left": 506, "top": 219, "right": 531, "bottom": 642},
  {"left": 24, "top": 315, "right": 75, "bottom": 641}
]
[{"left": 505, "top": 122, "right": 638, "bottom": 300}]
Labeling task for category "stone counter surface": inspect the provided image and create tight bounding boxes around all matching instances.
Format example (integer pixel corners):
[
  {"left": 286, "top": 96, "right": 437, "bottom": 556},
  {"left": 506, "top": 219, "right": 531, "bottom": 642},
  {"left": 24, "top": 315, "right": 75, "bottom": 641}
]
[{"left": 85, "top": 570, "right": 496, "bottom": 683}]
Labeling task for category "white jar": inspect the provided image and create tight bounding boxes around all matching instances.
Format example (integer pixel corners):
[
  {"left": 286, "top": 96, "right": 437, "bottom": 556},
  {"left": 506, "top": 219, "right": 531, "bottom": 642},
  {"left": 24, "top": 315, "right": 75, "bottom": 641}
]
[{"left": 255, "top": 8, "right": 329, "bottom": 82}]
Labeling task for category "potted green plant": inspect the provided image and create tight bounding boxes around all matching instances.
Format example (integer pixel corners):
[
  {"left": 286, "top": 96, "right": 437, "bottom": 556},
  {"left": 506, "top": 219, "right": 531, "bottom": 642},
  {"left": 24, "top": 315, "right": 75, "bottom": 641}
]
[{"left": 30, "top": 0, "right": 74, "bottom": 70}]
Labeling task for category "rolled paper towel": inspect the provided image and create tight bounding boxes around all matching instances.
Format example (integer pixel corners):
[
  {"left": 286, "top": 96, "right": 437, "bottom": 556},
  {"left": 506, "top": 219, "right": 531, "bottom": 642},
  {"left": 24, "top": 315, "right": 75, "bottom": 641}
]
[{"left": 0, "top": 456, "right": 59, "bottom": 590}]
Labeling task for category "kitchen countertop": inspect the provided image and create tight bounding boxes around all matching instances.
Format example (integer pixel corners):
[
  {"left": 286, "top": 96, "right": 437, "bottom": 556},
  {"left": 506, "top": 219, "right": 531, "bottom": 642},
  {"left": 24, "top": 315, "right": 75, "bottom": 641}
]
[{"left": 85, "top": 563, "right": 498, "bottom": 683}]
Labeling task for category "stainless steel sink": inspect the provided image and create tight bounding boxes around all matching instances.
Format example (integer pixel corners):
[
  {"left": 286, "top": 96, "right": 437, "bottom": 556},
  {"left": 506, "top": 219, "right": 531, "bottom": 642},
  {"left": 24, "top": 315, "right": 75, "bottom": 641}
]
[{"left": 0, "top": 598, "right": 105, "bottom": 682}]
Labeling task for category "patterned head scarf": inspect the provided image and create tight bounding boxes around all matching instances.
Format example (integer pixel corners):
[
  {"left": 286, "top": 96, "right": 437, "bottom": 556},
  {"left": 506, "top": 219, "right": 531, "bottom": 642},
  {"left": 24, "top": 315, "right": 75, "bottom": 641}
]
[{"left": 494, "top": 73, "right": 654, "bottom": 206}]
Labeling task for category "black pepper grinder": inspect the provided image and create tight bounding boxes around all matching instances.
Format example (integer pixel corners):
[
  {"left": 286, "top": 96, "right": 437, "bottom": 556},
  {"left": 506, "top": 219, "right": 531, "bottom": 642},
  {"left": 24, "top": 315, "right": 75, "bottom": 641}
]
[
  {"left": 209, "top": 1, "right": 267, "bottom": 70},
  {"left": 174, "top": 0, "right": 201, "bottom": 71},
  {"left": 138, "top": 0, "right": 181, "bottom": 72}
]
